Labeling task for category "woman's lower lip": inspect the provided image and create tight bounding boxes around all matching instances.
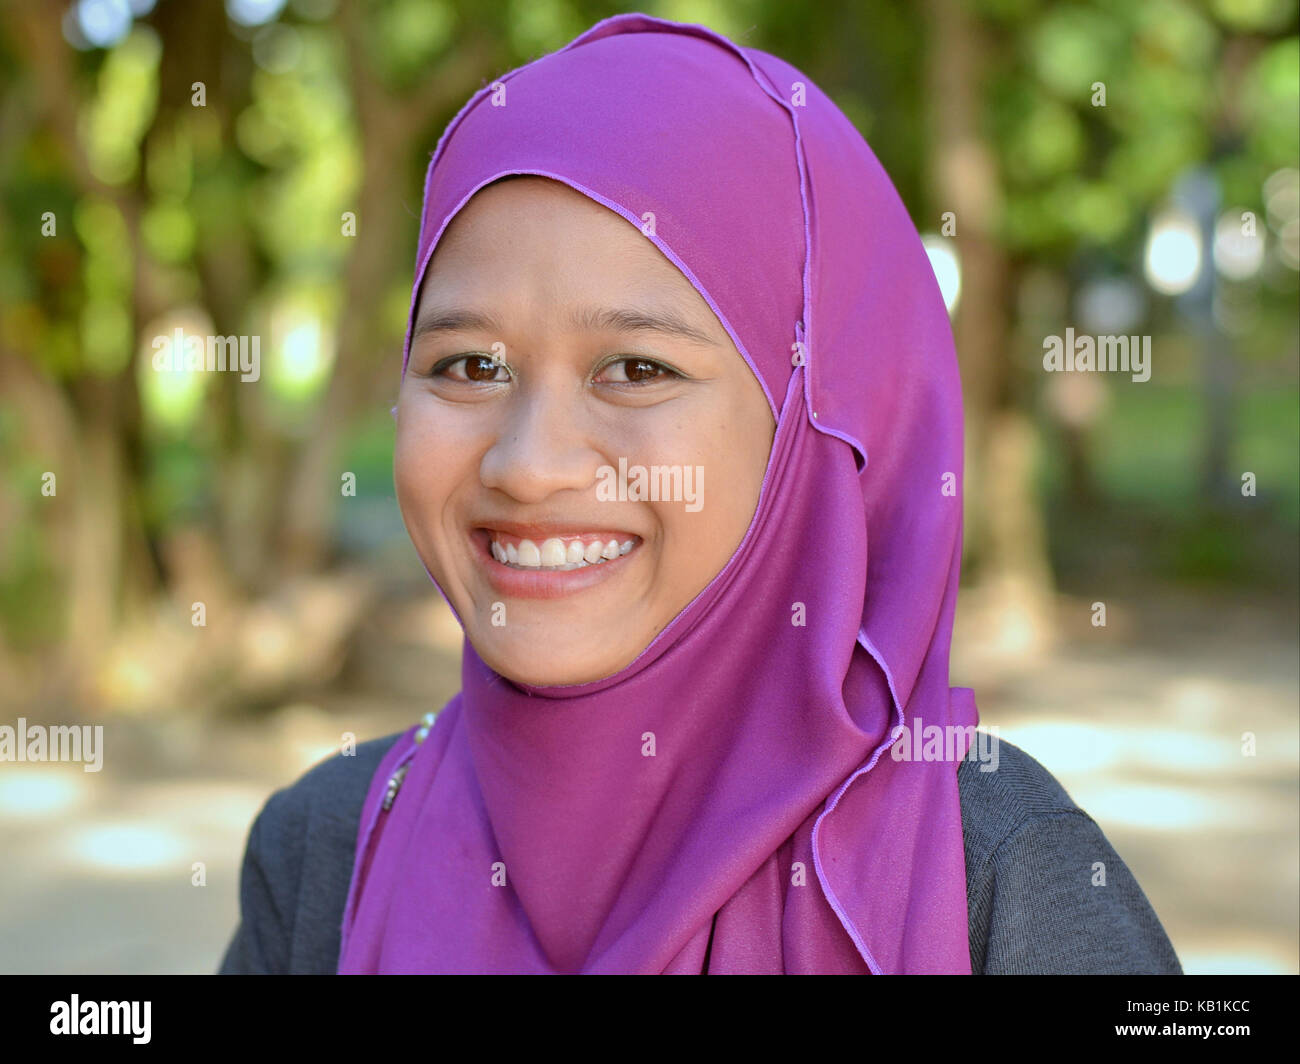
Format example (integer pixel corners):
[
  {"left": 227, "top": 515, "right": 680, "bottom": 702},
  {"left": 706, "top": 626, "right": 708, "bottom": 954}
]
[{"left": 472, "top": 531, "right": 639, "bottom": 600}]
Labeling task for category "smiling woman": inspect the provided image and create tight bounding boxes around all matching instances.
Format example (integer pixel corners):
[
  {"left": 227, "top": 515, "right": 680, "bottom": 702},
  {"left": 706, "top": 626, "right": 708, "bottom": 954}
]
[
  {"left": 395, "top": 175, "right": 774, "bottom": 686},
  {"left": 218, "top": 12, "right": 1182, "bottom": 976}
]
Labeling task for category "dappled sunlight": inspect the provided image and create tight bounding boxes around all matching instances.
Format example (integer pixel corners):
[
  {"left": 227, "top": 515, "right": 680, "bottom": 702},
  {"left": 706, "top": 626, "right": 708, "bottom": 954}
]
[
  {"left": 1000, "top": 720, "right": 1265, "bottom": 830},
  {"left": 1067, "top": 782, "right": 1248, "bottom": 832},
  {"left": 1000, "top": 719, "right": 1261, "bottom": 778},
  {"left": 1163, "top": 674, "right": 1232, "bottom": 722},
  {"left": 998, "top": 720, "right": 1125, "bottom": 774},
  {"left": 1181, "top": 947, "right": 1296, "bottom": 976},
  {"left": 58, "top": 823, "right": 192, "bottom": 877},
  {"left": 0, "top": 768, "right": 90, "bottom": 821}
]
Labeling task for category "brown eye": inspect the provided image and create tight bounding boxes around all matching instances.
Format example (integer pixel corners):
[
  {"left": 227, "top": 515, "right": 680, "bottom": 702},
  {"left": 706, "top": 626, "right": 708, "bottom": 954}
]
[
  {"left": 464, "top": 354, "right": 501, "bottom": 381},
  {"left": 599, "top": 356, "right": 674, "bottom": 385},
  {"left": 624, "top": 358, "right": 659, "bottom": 382}
]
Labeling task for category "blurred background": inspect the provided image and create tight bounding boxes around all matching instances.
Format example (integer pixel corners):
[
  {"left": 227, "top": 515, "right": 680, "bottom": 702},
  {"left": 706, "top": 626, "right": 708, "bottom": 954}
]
[{"left": 0, "top": 0, "right": 1296, "bottom": 974}]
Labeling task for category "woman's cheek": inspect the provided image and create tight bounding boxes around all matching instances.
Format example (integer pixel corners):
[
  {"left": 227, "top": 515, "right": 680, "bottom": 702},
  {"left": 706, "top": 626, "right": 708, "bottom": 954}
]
[
  {"left": 618, "top": 428, "right": 706, "bottom": 487},
  {"left": 394, "top": 421, "right": 459, "bottom": 552}
]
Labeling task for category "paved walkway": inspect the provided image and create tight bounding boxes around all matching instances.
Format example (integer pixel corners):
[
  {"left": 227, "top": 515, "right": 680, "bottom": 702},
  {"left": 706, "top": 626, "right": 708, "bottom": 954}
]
[{"left": 950, "top": 581, "right": 1298, "bottom": 974}]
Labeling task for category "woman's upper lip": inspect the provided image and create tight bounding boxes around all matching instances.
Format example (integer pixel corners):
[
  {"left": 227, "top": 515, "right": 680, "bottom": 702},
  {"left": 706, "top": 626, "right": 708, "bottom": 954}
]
[{"left": 474, "top": 520, "right": 640, "bottom": 539}]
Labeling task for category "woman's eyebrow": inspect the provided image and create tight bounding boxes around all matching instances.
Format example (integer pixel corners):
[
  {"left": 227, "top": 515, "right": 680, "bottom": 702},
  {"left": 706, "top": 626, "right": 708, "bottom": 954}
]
[
  {"left": 411, "top": 304, "right": 721, "bottom": 346},
  {"left": 570, "top": 305, "right": 721, "bottom": 346}
]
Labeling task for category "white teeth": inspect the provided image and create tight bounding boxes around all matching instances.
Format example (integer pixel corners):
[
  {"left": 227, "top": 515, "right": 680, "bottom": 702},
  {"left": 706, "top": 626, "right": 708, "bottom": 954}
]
[{"left": 487, "top": 534, "right": 640, "bottom": 570}]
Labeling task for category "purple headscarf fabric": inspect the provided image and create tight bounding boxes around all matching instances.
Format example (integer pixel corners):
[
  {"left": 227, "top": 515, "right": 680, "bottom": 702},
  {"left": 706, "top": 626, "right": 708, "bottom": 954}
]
[{"left": 337, "top": 12, "right": 980, "bottom": 974}]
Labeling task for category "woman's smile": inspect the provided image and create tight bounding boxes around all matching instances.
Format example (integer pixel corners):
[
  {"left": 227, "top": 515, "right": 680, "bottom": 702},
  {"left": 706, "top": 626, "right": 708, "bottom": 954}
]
[{"left": 469, "top": 524, "right": 644, "bottom": 600}]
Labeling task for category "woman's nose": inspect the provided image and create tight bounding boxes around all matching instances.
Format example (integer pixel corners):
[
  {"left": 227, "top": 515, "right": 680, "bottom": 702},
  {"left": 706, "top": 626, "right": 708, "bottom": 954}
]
[{"left": 478, "top": 386, "right": 601, "bottom": 504}]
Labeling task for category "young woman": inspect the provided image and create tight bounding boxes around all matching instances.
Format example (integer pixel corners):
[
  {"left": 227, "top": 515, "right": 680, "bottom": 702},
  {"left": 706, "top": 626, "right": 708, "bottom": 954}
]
[{"left": 219, "top": 13, "right": 1181, "bottom": 975}]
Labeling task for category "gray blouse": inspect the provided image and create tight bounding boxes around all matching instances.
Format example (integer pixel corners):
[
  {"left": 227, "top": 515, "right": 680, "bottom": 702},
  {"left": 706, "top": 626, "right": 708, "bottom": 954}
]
[{"left": 217, "top": 733, "right": 1183, "bottom": 974}]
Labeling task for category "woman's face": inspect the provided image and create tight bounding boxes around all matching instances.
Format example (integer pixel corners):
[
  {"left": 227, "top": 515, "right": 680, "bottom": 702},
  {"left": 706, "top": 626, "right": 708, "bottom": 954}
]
[{"left": 395, "top": 176, "right": 776, "bottom": 687}]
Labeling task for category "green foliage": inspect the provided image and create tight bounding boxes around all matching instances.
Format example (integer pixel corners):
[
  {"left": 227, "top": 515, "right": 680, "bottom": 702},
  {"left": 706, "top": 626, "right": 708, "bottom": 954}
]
[{"left": 0, "top": 0, "right": 1295, "bottom": 658}]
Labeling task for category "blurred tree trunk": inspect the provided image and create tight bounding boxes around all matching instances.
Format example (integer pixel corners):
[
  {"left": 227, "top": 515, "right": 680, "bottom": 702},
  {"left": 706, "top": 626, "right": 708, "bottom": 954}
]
[
  {"left": 924, "top": 0, "right": 1056, "bottom": 648},
  {"left": 149, "top": 0, "right": 286, "bottom": 595},
  {"left": 1196, "top": 36, "right": 1258, "bottom": 509},
  {"left": 276, "top": 6, "right": 498, "bottom": 576},
  {"left": 6, "top": 0, "right": 160, "bottom": 696}
]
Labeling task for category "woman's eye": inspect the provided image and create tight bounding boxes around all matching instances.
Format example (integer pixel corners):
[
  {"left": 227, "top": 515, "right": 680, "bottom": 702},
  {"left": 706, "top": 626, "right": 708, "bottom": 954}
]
[
  {"left": 438, "top": 354, "right": 508, "bottom": 382},
  {"left": 598, "top": 357, "right": 674, "bottom": 385}
]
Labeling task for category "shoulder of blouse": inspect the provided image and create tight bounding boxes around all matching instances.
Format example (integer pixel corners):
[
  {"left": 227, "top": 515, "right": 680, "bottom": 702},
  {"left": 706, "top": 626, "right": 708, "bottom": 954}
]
[
  {"left": 957, "top": 737, "right": 1183, "bottom": 974},
  {"left": 216, "top": 731, "right": 405, "bottom": 974},
  {"left": 216, "top": 730, "right": 1182, "bottom": 975}
]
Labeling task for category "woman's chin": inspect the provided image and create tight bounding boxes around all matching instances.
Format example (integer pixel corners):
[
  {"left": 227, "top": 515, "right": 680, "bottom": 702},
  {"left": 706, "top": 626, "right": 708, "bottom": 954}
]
[{"left": 473, "top": 637, "right": 632, "bottom": 689}]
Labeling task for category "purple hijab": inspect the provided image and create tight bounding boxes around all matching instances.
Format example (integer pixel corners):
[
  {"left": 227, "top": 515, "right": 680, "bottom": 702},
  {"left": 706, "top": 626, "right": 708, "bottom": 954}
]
[{"left": 338, "top": 12, "right": 979, "bottom": 974}]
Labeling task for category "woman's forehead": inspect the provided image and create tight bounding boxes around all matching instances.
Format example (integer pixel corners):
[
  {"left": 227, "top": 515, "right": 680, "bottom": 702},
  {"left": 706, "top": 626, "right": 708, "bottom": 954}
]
[{"left": 420, "top": 179, "right": 723, "bottom": 335}]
